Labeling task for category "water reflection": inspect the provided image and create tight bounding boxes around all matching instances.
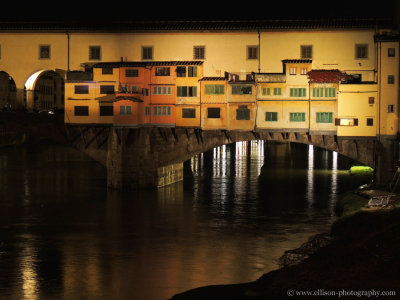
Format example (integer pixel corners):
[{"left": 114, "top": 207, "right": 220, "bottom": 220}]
[{"left": 0, "top": 141, "right": 372, "bottom": 300}]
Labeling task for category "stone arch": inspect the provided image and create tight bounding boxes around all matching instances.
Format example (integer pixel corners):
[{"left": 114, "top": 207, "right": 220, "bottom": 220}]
[
  {"left": 0, "top": 71, "right": 17, "bottom": 110},
  {"left": 25, "top": 69, "right": 65, "bottom": 112}
]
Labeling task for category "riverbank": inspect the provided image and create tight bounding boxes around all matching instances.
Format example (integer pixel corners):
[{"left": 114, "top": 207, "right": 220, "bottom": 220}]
[{"left": 170, "top": 187, "right": 400, "bottom": 299}]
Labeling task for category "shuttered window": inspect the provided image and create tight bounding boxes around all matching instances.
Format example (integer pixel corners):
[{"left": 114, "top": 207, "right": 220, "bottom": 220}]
[
  {"left": 290, "top": 112, "right": 306, "bottom": 122},
  {"left": 265, "top": 112, "right": 278, "bottom": 122},
  {"left": 316, "top": 112, "right": 333, "bottom": 123}
]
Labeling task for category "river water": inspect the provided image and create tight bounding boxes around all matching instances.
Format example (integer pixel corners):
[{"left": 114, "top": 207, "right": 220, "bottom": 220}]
[{"left": 0, "top": 140, "right": 372, "bottom": 300}]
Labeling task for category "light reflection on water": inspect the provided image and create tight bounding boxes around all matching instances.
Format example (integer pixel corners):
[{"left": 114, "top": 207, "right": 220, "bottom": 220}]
[{"left": 0, "top": 141, "right": 372, "bottom": 300}]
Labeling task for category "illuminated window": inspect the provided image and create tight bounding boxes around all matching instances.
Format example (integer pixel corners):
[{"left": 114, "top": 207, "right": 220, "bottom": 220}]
[
  {"left": 182, "top": 108, "right": 196, "bottom": 118},
  {"left": 290, "top": 112, "right": 306, "bottom": 122},
  {"left": 89, "top": 46, "right": 101, "bottom": 60},
  {"left": 335, "top": 118, "right": 358, "bottom": 126},
  {"left": 194, "top": 46, "right": 205, "bottom": 59},
  {"left": 125, "top": 69, "right": 139, "bottom": 77},
  {"left": 205, "top": 84, "right": 224, "bottom": 95},
  {"left": 236, "top": 107, "right": 250, "bottom": 120},
  {"left": 366, "top": 118, "right": 374, "bottom": 126},
  {"left": 100, "top": 106, "right": 113, "bottom": 116},
  {"left": 300, "top": 68, "right": 308, "bottom": 75},
  {"left": 142, "top": 46, "right": 153, "bottom": 60},
  {"left": 155, "top": 67, "right": 170, "bottom": 76},
  {"left": 247, "top": 46, "right": 259, "bottom": 60},
  {"left": 316, "top": 112, "right": 333, "bottom": 123},
  {"left": 207, "top": 107, "right": 220, "bottom": 118},
  {"left": 232, "top": 85, "right": 252, "bottom": 95},
  {"left": 100, "top": 85, "right": 115, "bottom": 94},
  {"left": 74, "top": 106, "right": 88, "bottom": 116},
  {"left": 39, "top": 45, "right": 50, "bottom": 59},
  {"left": 355, "top": 44, "right": 368, "bottom": 59},
  {"left": 119, "top": 105, "right": 132, "bottom": 115},
  {"left": 301, "top": 45, "right": 312, "bottom": 59},
  {"left": 74, "top": 85, "right": 89, "bottom": 94},
  {"left": 177, "top": 86, "right": 197, "bottom": 97},
  {"left": 388, "top": 48, "right": 395, "bottom": 57},
  {"left": 290, "top": 88, "right": 306, "bottom": 97},
  {"left": 388, "top": 75, "right": 395, "bottom": 84},
  {"left": 265, "top": 112, "right": 278, "bottom": 122},
  {"left": 289, "top": 67, "right": 297, "bottom": 75}
]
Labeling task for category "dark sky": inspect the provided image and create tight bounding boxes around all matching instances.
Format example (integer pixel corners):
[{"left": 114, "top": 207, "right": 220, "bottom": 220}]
[{"left": 0, "top": 0, "right": 397, "bottom": 22}]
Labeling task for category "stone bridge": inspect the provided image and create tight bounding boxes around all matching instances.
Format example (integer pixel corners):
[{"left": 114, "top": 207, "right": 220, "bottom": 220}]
[
  {"left": 0, "top": 112, "right": 396, "bottom": 189},
  {"left": 65, "top": 125, "right": 394, "bottom": 190}
]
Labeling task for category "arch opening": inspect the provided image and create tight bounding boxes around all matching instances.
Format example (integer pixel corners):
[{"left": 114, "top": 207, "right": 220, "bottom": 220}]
[
  {"left": 0, "top": 71, "right": 17, "bottom": 110},
  {"left": 25, "top": 69, "right": 64, "bottom": 112}
]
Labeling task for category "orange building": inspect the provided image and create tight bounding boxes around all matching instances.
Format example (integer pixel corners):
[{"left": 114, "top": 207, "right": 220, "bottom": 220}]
[{"left": 200, "top": 77, "right": 228, "bottom": 130}]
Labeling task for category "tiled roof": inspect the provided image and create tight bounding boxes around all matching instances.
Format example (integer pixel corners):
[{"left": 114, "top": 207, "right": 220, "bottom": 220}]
[
  {"left": 92, "top": 61, "right": 204, "bottom": 68},
  {"left": 282, "top": 59, "right": 312, "bottom": 64},
  {"left": 307, "top": 69, "right": 348, "bottom": 83},
  {"left": 0, "top": 18, "right": 394, "bottom": 32},
  {"left": 199, "top": 77, "right": 228, "bottom": 81}
]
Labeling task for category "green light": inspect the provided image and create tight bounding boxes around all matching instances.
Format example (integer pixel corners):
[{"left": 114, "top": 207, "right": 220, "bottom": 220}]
[{"left": 349, "top": 166, "right": 374, "bottom": 175}]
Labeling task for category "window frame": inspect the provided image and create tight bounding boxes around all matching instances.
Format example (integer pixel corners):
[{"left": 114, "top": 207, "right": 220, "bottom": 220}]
[
  {"left": 316, "top": 112, "right": 333, "bottom": 123},
  {"left": 300, "top": 45, "right": 313, "bottom": 59},
  {"left": 74, "top": 85, "right": 89, "bottom": 95},
  {"left": 89, "top": 45, "right": 101, "bottom": 61},
  {"left": 265, "top": 112, "right": 278, "bottom": 122},
  {"left": 355, "top": 44, "right": 368, "bottom": 59},
  {"left": 247, "top": 45, "right": 259, "bottom": 60},
  {"left": 39, "top": 44, "right": 51, "bottom": 60},
  {"left": 193, "top": 46, "right": 205, "bottom": 60},
  {"left": 182, "top": 108, "right": 196, "bottom": 118},
  {"left": 289, "top": 112, "right": 306, "bottom": 122},
  {"left": 207, "top": 107, "right": 221, "bottom": 119},
  {"left": 142, "top": 46, "right": 153, "bottom": 60}
]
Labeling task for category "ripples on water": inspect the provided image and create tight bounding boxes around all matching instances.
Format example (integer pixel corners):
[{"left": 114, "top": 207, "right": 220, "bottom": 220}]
[{"left": 0, "top": 141, "right": 372, "bottom": 300}]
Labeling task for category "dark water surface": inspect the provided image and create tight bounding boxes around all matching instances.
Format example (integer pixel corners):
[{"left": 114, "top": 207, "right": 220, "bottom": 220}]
[{"left": 0, "top": 141, "right": 372, "bottom": 300}]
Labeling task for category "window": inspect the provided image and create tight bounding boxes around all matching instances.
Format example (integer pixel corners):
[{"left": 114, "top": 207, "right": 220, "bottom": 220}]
[
  {"left": 153, "top": 86, "right": 172, "bottom": 95},
  {"left": 301, "top": 45, "right": 312, "bottom": 59},
  {"left": 142, "top": 46, "right": 153, "bottom": 60},
  {"left": 153, "top": 106, "right": 171, "bottom": 116},
  {"left": 74, "top": 106, "right": 89, "bottom": 116},
  {"left": 388, "top": 75, "right": 395, "bottom": 84},
  {"left": 142, "top": 88, "right": 149, "bottom": 96},
  {"left": 145, "top": 106, "right": 151, "bottom": 116},
  {"left": 262, "top": 87, "right": 270, "bottom": 95},
  {"left": 119, "top": 105, "right": 132, "bottom": 115},
  {"left": 388, "top": 48, "right": 395, "bottom": 57},
  {"left": 316, "top": 112, "right": 333, "bottom": 123},
  {"left": 313, "top": 87, "right": 324, "bottom": 97},
  {"left": 369, "top": 97, "right": 375, "bottom": 105},
  {"left": 155, "top": 67, "right": 170, "bottom": 76},
  {"left": 314, "top": 87, "right": 336, "bottom": 97},
  {"left": 125, "top": 69, "right": 139, "bottom": 77},
  {"left": 100, "top": 106, "right": 113, "bottom": 116},
  {"left": 102, "top": 68, "right": 113, "bottom": 75},
  {"left": 194, "top": 46, "right": 205, "bottom": 59},
  {"left": 74, "top": 85, "right": 89, "bottom": 94},
  {"left": 89, "top": 46, "right": 101, "bottom": 60},
  {"left": 290, "top": 88, "right": 306, "bottom": 97},
  {"left": 182, "top": 108, "right": 196, "bottom": 118},
  {"left": 247, "top": 46, "right": 259, "bottom": 60},
  {"left": 207, "top": 107, "right": 220, "bottom": 118},
  {"left": 131, "top": 85, "right": 139, "bottom": 93},
  {"left": 177, "top": 86, "right": 197, "bottom": 97},
  {"left": 388, "top": 104, "right": 395, "bottom": 113},
  {"left": 236, "top": 107, "right": 250, "bottom": 120},
  {"left": 300, "top": 68, "right": 308, "bottom": 75},
  {"left": 176, "top": 66, "right": 186, "bottom": 77},
  {"left": 232, "top": 85, "right": 252, "bottom": 95},
  {"left": 39, "top": 45, "right": 50, "bottom": 59},
  {"left": 355, "top": 44, "right": 368, "bottom": 59},
  {"left": 366, "top": 118, "right": 374, "bottom": 126},
  {"left": 100, "top": 85, "right": 115, "bottom": 94},
  {"left": 205, "top": 84, "right": 224, "bottom": 95},
  {"left": 289, "top": 67, "right": 297, "bottom": 75},
  {"left": 290, "top": 112, "right": 306, "bottom": 122},
  {"left": 325, "top": 88, "right": 336, "bottom": 97},
  {"left": 273, "top": 87, "right": 282, "bottom": 95},
  {"left": 335, "top": 118, "right": 358, "bottom": 126},
  {"left": 265, "top": 112, "right": 278, "bottom": 122},
  {"left": 188, "top": 66, "right": 197, "bottom": 77}
]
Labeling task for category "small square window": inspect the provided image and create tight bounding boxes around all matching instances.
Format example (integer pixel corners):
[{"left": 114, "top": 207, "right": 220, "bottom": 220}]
[
  {"left": 89, "top": 46, "right": 101, "bottom": 60},
  {"left": 142, "top": 46, "right": 153, "bottom": 60},
  {"left": 388, "top": 75, "right": 395, "bottom": 84},
  {"left": 247, "top": 46, "right": 258, "bottom": 60},
  {"left": 39, "top": 45, "right": 50, "bottom": 59},
  {"left": 388, "top": 48, "right": 395, "bottom": 57},
  {"left": 301, "top": 45, "right": 312, "bottom": 59},
  {"left": 194, "top": 46, "right": 205, "bottom": 60},
  {"left": 368, "top": 97, "right": 375, "bottom": 105},
  {"left": 366, "top": 118, "right": 374, "bottom": 126},
  {"left": 355, "top": 44, "right": 368, "bottom": 59}
]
